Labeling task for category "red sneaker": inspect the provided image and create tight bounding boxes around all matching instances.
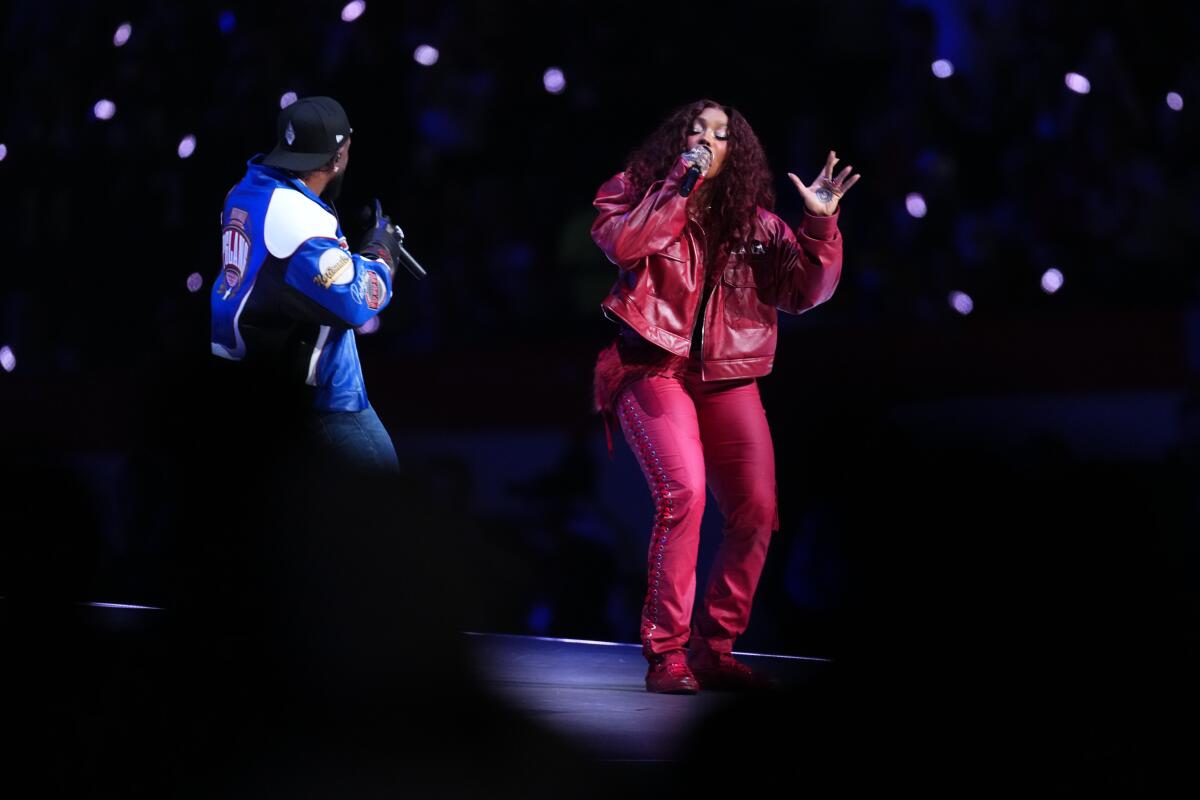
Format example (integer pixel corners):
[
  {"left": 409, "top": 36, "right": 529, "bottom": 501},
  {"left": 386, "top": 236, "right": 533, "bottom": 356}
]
[
  {"left": 688, "top": 652, "right": 778, "bottom": 691},
  {"left": 645, "top": 650, "right": 700, "bottom": 694}
]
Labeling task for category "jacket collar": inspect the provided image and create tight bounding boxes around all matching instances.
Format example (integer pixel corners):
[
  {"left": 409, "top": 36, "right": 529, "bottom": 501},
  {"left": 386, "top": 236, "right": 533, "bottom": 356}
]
[{"left": 246, "top": 154, "right": 335, "bottom": 215}]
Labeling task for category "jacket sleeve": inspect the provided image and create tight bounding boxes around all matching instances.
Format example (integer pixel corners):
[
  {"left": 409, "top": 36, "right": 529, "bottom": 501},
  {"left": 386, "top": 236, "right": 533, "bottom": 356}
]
[
  {"left": 770, "top": 208, "right": 843, "bottom": 315},
  {"left": 591, "top": 158, "right": 696, "bottom": 270},
  {"left": 261, "top": 186, "right": 394, "bottom": 328},
  {"left": 281, "top": 238, "right": 394, "bottom": 328}
]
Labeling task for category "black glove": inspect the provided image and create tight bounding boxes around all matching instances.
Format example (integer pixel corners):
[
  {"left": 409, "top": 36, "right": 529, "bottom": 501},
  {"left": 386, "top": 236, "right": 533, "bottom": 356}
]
[{"left": 357, "top": 199, "right": 402, "bottom": 275}]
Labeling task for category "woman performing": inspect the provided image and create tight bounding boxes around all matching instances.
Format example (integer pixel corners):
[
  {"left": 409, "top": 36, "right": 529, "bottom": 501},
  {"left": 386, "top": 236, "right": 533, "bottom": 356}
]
[{"left": 591, "top": 99, "right": 860, "bottom": 693}]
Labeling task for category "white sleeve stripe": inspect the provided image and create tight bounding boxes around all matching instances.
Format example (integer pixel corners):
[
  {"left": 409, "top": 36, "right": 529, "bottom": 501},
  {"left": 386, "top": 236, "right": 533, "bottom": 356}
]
[
  {"left": 263, "top": 187, "right": 339, "bottom": 259},
  {"left": 306, "top": 325, "right": 331, "bottom": 386}
]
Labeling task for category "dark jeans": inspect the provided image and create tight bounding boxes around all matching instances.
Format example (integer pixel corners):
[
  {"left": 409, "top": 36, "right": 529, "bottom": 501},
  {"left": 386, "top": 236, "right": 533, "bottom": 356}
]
[{"left": 306, "top": 405, "right": 399, "bottom": 473}]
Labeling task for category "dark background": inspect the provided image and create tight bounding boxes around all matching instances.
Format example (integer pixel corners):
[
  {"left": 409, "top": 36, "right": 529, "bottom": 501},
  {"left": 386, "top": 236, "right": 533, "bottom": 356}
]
[{"left": 2, "top": 0, "right": 1198, "bottom": 793}]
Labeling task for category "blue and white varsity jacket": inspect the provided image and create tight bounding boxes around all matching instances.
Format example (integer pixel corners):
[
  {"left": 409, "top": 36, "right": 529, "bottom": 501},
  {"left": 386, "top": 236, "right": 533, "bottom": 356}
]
[{"left": 211, "top": 156, "right": 393, "bottom": 413}]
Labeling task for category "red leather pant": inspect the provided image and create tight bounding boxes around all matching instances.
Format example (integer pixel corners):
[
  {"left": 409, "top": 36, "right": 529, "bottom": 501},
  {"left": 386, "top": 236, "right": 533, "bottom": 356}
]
[{"left": 616, "top": 364, "right": 779, "bottom": 662}]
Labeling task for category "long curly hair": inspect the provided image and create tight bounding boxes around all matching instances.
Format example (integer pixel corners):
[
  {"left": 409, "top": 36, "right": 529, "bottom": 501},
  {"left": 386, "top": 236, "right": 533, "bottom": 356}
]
[{"left": 624, "top": 99, "right": 775, "bottom": 253}]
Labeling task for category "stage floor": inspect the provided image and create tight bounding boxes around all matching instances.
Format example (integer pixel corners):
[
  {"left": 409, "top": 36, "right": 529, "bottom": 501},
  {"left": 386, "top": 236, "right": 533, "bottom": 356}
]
[{"left": 464, "top": 632, "right": 830, "bottom": 762}]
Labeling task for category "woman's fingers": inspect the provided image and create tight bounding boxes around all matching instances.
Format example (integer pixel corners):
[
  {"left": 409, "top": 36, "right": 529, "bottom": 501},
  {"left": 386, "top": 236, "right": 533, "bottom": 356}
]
[{"left": 822, "top": 150, "right": 837, "bottom": 180}]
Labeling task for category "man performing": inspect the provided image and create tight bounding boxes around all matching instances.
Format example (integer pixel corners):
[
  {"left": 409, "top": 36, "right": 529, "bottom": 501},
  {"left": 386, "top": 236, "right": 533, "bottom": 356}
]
[{"left": 211, "top": 95, "right": 409, "bottom": 472}]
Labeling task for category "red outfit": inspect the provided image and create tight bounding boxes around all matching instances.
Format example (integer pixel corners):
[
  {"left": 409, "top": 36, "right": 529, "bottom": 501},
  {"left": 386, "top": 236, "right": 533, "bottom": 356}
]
[
  {"left": 593, "top": 157, "right": 842, "bottom": 381},
  {"left": 591, "top": 156, "right": 844, "bottom": 664}
]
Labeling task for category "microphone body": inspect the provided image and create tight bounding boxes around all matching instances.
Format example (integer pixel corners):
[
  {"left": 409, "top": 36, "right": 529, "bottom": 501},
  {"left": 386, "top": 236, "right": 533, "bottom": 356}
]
[
  {"left": 678, "top": 143, "right": 712, "bottom": 198},
  {"left": 679, "top": 165, "right": 702, "bottom": 198},
  {"left": 393, "top": 239, "right": 427, "bottom": 280}
]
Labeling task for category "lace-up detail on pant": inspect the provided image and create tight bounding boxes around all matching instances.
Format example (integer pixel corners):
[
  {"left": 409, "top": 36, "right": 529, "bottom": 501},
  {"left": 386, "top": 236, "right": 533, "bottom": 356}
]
[{"left": 618, "top": 393, "right": 674, "bottom": 656}]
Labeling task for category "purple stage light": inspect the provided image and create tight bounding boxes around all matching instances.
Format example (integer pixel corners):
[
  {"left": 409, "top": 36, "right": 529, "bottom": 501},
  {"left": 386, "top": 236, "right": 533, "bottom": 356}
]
[
  {"left": 1167, "top": 92, "right": 1184, "bottom": 111},
  {"left": 905, "top": 192, "right": 927, "bottom": 218},
  {"left": 113, "top": 22, "right": 132, "bottom": 47},
  {"left": 949, "top": 291, "right": 974, "bottom": 315},
  {"left": 543, "top": 67, "right": 566, "bottom": 94},
  {"left": 358, "top": 316, "right": 380, "bottom": 335},
  {"left": 218, "top": 10, "right": 236, "bottom": 34},
  {"left": 414, "top": 44, "right": 439, "bottom": 66},
  {"left": 280, "top": 91, "right": 298, "bottom": 109},
  {"left": 0, "top": 345, "right": 15, "bottom": 372},
  {"left": 1065, "top": 72, "right": 1091, "bottom": 94},
  {"left": 177, "top": 134, "right": 196, "bottom": 159},
  {"left": 931, "top": 59, "right": 954, "bottom": 78},
  {"left": 1041, "top": 268, "right": 1064, "bottom": 294},
  {"left": 186, "top": 272, "right": 203, "bottom": 293},
  {"left": 0, "top": 143, "right": 7, "bottom": 162},
  {"left": 93, "top": 99, "right": 116, "bottom": 120},
  {"left": 341, "top": 1, "right": 366, "bottom": 22}
]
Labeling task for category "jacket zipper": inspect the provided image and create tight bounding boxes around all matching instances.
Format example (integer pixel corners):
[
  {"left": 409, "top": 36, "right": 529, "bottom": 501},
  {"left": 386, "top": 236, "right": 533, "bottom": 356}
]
[{"left": 689, "top": 219, "right": 713, "bottom": 362}]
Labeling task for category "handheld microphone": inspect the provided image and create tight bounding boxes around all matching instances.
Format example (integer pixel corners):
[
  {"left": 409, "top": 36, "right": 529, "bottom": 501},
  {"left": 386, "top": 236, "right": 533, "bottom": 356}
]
[
  {"left": 366, "top": 199, "right": 427, "bottom": 280},
  {"left": 393, "top": 237, "right": 427, "bottom": 281},
  {"left": 679, "top": 143, "right": 711, "bottom": 198}
]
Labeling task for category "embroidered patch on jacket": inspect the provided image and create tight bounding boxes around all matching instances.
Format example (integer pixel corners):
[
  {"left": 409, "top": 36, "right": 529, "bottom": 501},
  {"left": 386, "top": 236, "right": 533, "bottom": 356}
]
[
  {"left": 351, "top": 269, "right": 384, "bottom": 309},
  {"left": 219, "top": 207, "right": 251, "bottom": 300},
  {"left": 365, "top": 271, "right": 383, "bottom": 309},
  {"left": 313, "top": 249, "right": 354, "bottom": 289}
]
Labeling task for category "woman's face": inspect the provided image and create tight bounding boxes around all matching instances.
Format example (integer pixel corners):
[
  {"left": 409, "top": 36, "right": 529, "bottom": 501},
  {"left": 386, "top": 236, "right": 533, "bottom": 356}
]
[{"left": 686, "top": 106, "right": 730, "bottom": 178}]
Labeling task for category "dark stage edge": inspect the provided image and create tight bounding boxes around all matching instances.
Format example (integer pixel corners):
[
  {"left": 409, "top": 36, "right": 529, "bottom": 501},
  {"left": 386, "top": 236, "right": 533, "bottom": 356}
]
[{"left": 463, "top": 632, "right": 830, "bottom": 762}]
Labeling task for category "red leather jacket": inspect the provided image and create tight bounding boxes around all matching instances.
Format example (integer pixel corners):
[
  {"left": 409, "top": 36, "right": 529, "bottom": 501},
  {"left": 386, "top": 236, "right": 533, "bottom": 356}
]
[{"left": 592, "top": 157, "right": 844, "bottom": 381}]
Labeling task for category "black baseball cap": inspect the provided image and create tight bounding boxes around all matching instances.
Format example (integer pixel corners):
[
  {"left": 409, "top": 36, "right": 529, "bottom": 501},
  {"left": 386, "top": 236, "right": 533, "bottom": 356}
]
[{"left": 262, "top": 96, "right": 353, "bottom": 172}]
